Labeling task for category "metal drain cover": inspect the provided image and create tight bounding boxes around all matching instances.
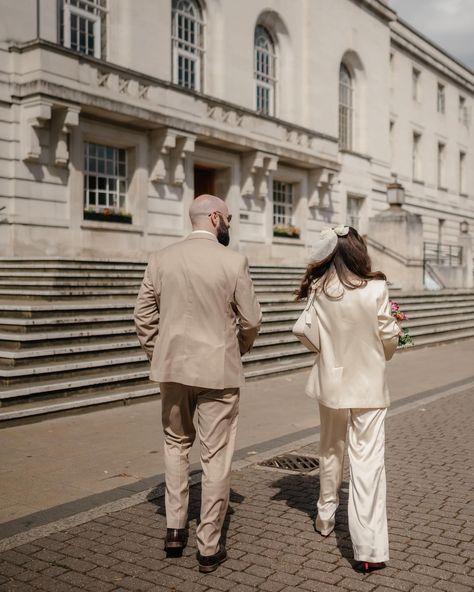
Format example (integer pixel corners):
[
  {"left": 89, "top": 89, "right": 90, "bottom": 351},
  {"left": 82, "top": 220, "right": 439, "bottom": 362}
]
[{"left": 259, "top": 454, "right": 319, "bottom": 473}]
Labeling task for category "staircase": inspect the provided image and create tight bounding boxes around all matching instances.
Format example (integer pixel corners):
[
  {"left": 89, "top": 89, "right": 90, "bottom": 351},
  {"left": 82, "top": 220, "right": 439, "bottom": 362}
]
[{"left": 1, "top": 258, "right": 474, "bottom": 424}]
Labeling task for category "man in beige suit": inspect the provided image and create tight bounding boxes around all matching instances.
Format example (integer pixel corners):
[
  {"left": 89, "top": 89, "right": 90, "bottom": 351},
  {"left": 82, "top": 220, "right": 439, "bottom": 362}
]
[{"left": 134, "top": 194, "right": 261, "bottom": 573}]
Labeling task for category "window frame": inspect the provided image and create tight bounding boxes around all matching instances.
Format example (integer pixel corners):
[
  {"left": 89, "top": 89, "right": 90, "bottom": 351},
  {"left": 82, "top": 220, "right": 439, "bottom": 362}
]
[
  {"left": 412, "top": 132, "right": 422, "bottom": 182},
  {"left": 62, "top": 0, "right": 107, "bottom": 59},
  {"left": 412, "top": 67, "right": 421, "bottom": 102},
  {"left": 272, "top": 180, "right": 294, "bottom": 228},
  {"left": 459, "top": 151, "right": 467, "bottom": 195},
  {"left": 437, "top": 83, "right": 445, "bottom": 114},
  {"left": 339, "top": 63, "right": 353, "bottom": 151},
  {"left": 437, "top": 142, "right": 446, "bottom": 190},
  {"left": 171, "top": 0, "right": 205, "bottom": 92},
  {"left": 459, "top": 96, "right": 469, "bottom": 127},
  {"left": 83, "top": 142, "right": 128, "bottom": 215},
  {"left": 254, "top": 25, "right": 277, "bottom": 116}
]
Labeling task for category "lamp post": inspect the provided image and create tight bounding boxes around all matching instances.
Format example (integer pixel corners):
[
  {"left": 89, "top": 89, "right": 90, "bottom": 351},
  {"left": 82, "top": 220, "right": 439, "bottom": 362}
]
[{"left": 387, "top": 178, "right": 405, "bottom": 207}]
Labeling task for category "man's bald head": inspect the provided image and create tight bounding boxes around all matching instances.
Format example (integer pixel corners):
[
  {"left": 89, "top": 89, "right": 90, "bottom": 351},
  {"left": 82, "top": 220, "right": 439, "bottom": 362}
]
[{"left": 189, "top": 194, "right": 228, "bottom": 227}]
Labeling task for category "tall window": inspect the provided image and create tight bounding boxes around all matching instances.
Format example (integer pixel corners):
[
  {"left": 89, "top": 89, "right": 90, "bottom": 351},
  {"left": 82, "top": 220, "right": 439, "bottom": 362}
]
[
  {"left": 438, "top": 219, "right": 445, "bottom": 244},
  {"left": 172, "top": 0, "right": 204, "bottom": 91},
  {"left": 61, "top": 0, "right": 107, "bottom": 58},
  {"left": 389, "top": 120, "right": 395, "bottom": 165},
  {"left": 459, "top": 151, "right": 467, "bottom": 194},
  {"left": 412, "top": 68, "right": 421, "bottom": 102},
  {"left": 412, "top": 132, "right": 422, "bottom": 181},
  {"left": 84, "top": 143, "right": 127, "bottom": 213},
  {"left": 339, "top": 63, "right": 353, "bottom": 150},
  {"left": 254, "top": 26, "right": 276, "bottom": 116},
  {"left": 459, "top": 96, "right": 469, "bottom": 127},
  {"left": 437, "top": 83, "right": 445, "bottom": 114},
  {"left": 273, "top": 181, "right": 293, "bottom": 227},
  {"left": 347, "top": 196, "right": 363, "bottom": 231},
  {"left": 437, "top": 142, "right": 446, "bottom": 189}
]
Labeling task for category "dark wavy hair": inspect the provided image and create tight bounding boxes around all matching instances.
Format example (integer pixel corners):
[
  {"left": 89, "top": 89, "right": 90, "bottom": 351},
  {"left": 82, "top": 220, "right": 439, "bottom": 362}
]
[{"left": 295, "top": 227, "right": 386, "bottom": 301}]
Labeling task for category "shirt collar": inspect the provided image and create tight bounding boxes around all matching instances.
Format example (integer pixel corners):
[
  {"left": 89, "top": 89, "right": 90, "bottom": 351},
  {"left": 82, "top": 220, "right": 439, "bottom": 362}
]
[{"left": 190, "top": 230, "right": 215, "bottom": 237}]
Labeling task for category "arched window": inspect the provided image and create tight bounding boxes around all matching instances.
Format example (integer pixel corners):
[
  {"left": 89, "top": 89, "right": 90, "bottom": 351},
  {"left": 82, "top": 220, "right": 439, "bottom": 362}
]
[
  {"left": 172, "top": 0, "right": 204, "bottom": 91},
  {"left": 254, "top": 25, "right": 276, "bottom": 116},
  {"left": 339, "top": 63, "right": 353, "bottom": 150}
]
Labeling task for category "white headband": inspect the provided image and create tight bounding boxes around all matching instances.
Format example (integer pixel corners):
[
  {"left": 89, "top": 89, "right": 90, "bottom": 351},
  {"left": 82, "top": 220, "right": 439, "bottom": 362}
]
[{"left": 308, "top": 225, "right": 350, "bottom": 262}]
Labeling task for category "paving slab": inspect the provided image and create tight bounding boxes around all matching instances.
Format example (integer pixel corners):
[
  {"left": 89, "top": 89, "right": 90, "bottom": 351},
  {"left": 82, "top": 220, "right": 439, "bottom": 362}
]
[
  {"left": 0, "top": 382, "right": 472, "bottom": 590},
  {"left": 0, "top": 339, "right": 473, "bottom": 531}
]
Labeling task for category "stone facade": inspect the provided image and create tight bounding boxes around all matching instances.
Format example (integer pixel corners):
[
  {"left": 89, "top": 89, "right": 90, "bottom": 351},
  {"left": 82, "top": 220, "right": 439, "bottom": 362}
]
[{"left": 0, "top": 0, "right": 473, "bottom": 284}]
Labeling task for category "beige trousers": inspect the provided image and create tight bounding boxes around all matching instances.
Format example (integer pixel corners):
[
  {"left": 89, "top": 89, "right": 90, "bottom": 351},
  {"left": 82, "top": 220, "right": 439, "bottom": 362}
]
[
  {"left": 160, "top": 382, "right": 239, "bottom": 556},
  {"left": 316, "top": 403, "right": 389, "bottom": 563}
]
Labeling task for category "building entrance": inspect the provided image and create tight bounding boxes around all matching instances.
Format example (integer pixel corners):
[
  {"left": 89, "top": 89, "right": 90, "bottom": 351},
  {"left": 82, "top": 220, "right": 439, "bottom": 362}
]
[{"left": 194, "top": 167, "right": 216, "bottom": 197}]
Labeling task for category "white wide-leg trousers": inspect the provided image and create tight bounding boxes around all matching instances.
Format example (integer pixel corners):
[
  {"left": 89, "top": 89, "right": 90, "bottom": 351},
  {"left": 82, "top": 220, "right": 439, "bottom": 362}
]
[
  {"left": 316, "top": 403, "right": 389, "bottom": 562},
  {"left": 160, "top": 382, "right": 239, "bottom": 556}
]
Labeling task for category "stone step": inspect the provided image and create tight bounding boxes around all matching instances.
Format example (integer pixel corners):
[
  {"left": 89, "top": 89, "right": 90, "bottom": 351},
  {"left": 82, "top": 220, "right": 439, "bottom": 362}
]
[
  {"left": 0, "top": 339, "right": 139, "bottom": 364},
  {"left": 0, "top": 383, "right": 161, "bottom": 423},
  {"left": 410, "top": 326, "right": 474, "bottom": 346},
  {"left": 0, "top": 355, "right": 316, "bottom": 422},
  {"left": 0, "top": 366, "right": 150, "bottom": 403},
  {"left": 0, "top": 280, "right": 142, "bottom": 288},
  {"left": 1, "top": 298, "right": 472, "bottom": 320},
  {"left": 0, "top": 326, "right": 137, "bottom": 347},
  {"left": 0, "top": 313, "right": 134, "bottom": 332},
  {"left": 0, "top": 344, "right": 311, "bottom": 405},
  {"left": 0, "top": 271, "right": 146, "bottom": 279},
  {"left": 0, "top": 288, "right": 139, "bottom": 298},
  {"left": 3, "top": 325, "right": 474, "bottom": 423},
  {"left": 408, "top": 318, "right": 474, "bottom": 337},
  {"left": 0, "top": 256, "right": 473, "bottom": 423},
  {"left": 1, "top": 306, "right": 473, "bottom": 354},
  {"left": 0, "top": 351, "right": 147, "bottom": 380}
]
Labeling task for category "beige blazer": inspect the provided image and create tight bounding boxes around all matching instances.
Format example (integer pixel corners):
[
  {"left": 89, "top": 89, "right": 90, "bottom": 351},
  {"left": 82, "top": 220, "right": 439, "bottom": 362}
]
[
  {"left": 305, "top": 277, "right": 400, "bottom": 408},
  {"left": 134, "top": 233, "right": 262, "bottom": 389}
]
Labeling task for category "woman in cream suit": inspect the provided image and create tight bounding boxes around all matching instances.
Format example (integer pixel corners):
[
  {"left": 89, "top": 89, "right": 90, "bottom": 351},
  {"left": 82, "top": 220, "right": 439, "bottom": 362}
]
[{"left": 296, "top": 225, "right": 400, "bottom": 573}]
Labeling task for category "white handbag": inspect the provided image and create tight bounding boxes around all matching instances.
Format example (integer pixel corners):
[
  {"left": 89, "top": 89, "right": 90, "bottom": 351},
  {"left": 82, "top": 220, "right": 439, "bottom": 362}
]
[{"left": 292, "top": 288, "right": 320, "bottom": 353}]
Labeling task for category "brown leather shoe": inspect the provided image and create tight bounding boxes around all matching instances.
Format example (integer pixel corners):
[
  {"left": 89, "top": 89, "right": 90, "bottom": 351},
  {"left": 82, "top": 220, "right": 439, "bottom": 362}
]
[
  {"left": 197, "top": 545, "right": 227, "bottom": 573},
  {"left": 164, "top": 528, "right": 188, "bottom": 557}
]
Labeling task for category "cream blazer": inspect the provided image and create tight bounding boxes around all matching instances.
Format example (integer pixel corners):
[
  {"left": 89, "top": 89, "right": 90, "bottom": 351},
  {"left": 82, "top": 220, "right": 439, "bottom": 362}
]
[
  {"left": 305, "top": 277, "right": 400, "bottom": 408},
  {"left": 134, "top": 233, "right": 262, "bottom": 389}
]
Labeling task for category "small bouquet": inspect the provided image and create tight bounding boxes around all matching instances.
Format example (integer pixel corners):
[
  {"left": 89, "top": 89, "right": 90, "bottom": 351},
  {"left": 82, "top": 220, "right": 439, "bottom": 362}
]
[{"left": 390, "top": 300, "right": 414, "bottom": 347}]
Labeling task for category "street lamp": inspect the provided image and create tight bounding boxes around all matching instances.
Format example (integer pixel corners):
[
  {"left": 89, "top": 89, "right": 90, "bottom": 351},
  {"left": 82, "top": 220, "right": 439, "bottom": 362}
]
[
  {"left": 387, "top": 179, "right": 405, "bottom": 207},
  {"left": 460, "top": 220, "right": 469, "bottom": 234}
]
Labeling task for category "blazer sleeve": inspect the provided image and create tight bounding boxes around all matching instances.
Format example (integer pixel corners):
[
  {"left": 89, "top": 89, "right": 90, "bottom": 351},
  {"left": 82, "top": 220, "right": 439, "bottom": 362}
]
[
  {"left": 134, "top": 262, "right": 160, "bottom": 361},
  {"left": 234, "top": 256, "right": 262, "bottom": 355},
  {"left": 377, "top": 283, "right": 400, "bottom": 361}
]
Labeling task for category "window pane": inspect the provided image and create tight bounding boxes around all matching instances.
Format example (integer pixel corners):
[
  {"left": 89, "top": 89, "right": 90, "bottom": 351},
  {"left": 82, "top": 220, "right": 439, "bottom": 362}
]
[
  {"left": 84, "top": 142, "right": 128, "bottom": 216},
  {"left": 172, "top": 0, "right": 203, "bottom": 91},
  {"left": 339, "top": 64, "right": 353, "bottom": 150}
]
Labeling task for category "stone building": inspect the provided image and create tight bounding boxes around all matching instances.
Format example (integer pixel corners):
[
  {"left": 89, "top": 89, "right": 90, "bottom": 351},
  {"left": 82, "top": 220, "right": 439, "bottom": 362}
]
[{"left": 0, "top": 0, "right": 472, "bottom": 286}]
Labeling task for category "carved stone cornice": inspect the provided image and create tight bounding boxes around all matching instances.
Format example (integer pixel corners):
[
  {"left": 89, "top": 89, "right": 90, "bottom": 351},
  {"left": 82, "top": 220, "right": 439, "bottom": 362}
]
[
  {"left": 241, "top": 151, "right": 278, "bottom": 200},
  {"left": 308, "top": 167, "right": 337, "bottom": 209},
  {"left": 150, "top": 128, "right": 196, "bottom": 185},
  {"left": 20, "top": 97, "right": 80, "bottom": 165}
]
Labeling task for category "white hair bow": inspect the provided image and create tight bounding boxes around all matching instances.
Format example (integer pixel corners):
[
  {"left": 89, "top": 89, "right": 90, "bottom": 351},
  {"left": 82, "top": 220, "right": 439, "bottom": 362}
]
[{"left": 308, "top": 225, "right": 350, "bottom": 262}]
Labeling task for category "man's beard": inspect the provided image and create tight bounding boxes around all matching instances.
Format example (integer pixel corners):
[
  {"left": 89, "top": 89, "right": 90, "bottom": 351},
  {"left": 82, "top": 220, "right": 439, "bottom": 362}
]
[{"left": 217, "top": 219, "right": 230, "bottom": 246}]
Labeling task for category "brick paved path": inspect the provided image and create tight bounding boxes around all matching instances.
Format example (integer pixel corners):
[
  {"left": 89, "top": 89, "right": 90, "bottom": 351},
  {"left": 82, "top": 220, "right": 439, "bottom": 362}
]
[{"left": 0, "top": 389, "right": 473, "bottom": 592}]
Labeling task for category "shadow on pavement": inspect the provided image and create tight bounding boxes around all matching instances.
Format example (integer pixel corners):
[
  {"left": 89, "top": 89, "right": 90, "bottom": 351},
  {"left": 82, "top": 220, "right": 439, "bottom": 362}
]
[
  {"left": 269, "top": 472, "right": 354, "bottom": 562},
  {"left": 146, "top": 480, "right": 245, "bottom": 548}
]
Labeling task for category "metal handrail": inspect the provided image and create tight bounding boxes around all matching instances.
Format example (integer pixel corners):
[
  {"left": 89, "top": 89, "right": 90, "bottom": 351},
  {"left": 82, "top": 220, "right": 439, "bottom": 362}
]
[{"left": 423, "top": 242, "right": 463, "bottom": 267}]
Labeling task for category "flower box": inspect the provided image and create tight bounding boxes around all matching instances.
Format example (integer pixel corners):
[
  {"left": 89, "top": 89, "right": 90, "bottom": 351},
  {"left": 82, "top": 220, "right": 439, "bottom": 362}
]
[
  {"left": 273, "top": 224, "right": 301, "bottom": 239},
  {"left": 83, "top": 210, "right": 132, "bottom": 224}
]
